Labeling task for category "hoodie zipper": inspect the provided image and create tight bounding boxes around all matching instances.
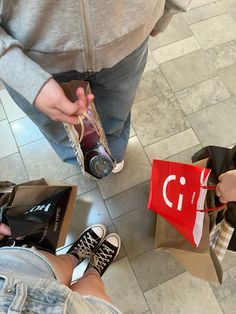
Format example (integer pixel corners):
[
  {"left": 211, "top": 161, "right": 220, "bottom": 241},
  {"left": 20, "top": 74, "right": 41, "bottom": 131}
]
[{"left": 81, "top": 0, "right": 94, "bottom": 73}]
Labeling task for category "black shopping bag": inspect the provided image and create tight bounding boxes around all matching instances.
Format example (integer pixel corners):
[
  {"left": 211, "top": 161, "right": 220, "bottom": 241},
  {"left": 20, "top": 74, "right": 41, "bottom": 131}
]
[{"left": 0, "top": 179, "right": 77, "bottom": 252}]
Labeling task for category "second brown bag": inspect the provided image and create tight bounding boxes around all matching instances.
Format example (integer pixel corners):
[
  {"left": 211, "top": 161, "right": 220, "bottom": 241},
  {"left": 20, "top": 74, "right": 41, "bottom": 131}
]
[{"left": 155, "top": 213, "right": 223, "bottom": 283}]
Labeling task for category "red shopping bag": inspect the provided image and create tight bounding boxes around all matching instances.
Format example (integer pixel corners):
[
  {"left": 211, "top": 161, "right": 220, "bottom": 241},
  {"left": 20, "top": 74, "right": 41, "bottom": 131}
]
[{"left": 148, "top": 160, "right": 212, "bottom": 247}]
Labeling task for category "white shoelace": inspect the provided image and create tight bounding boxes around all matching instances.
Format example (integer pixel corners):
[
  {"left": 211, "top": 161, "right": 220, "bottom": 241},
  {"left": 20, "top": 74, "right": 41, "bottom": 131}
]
[
  {"left": 90, "top": 243, "right": 115, "bottom": 273},
  {"left": 73, "top": 232, "right": 99, "bottom": 259}
]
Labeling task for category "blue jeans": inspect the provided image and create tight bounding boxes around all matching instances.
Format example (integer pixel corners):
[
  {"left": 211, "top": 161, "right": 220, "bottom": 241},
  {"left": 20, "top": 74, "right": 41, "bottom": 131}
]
[{"left": 5, "top": 38, "right": 148, "bottom": 164}]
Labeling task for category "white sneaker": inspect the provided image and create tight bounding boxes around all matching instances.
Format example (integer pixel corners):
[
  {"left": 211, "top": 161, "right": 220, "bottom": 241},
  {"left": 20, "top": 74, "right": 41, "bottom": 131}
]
[{"left": 112, "top": 160, "right": 124, "bottom": 173}]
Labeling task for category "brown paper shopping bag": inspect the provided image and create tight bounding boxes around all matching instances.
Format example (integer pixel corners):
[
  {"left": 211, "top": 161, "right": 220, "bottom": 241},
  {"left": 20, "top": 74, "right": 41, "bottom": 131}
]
[
  {"left": 61, "top": 80, "right": 115, "bottom": 179},
  {"left": 192, "top": 146, "right": 236, "bottom": 251},
  {"left": 0, "top": 179, "right": 77, "bottom": 252},
  {"left": 154, "top": 157, "right": 225, "bottom": 283},
  {"left": 155, "top": 214, "right": 223, "bottom": 283}
]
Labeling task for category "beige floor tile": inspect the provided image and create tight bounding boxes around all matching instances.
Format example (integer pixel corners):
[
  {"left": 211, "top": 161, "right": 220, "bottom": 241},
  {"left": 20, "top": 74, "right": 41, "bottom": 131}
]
[
  {"left": 63, "top": 173, "right": 97, "bottom": 196},
  {"left": 19, "top": 138, "right": 79, "bottom": 181},
  {"left": 144, "top": 49, "right": 159, "bottom": 73},
  {"left": 0, "top": 97, "right": 5, "bottom": 120},
  {"left": 189, "top": 98, "right": 236, "bottom": 147},
  {"left": 63, "top": 189, "right": 112, "bottom": 247},
  {"left": 0, "top": 89, "right": 25, "bottom": 122},
  {"left": 131, "top": 250, "right": 185, "bottom": 292},
  {"left": 130, "top": 124, "right": 135, "bottom": 137},
  {"left": 160, "top": 50, "right": 216, "bottom": 92},
  {"left": 221, "top": 0, "right": 236, "bottom": 20},
  {"left": 0, "top": 120, "right": 18, "bottom": 158},
  {"left": 206, "top": 40, "right": 236, "bottom": 70},
  {"left": 149, "top": 14, "right": 192, "bottom": 49},
  {"left": 145, "top": 272, "right": 223, "bottom": 314},
  {"left": 105, "top": 181, "right": 149, "bottom": 219},
  {"left": 190, "top": 0, "right": 218, "bottom": 9},
  {"left": 218, "top": 63, "right": 236, "bottom": 96},
  {"left": 132, "top": 90, "right": 189, "bottom": 146},
  {"left": 167, "top": 144, "right": 203, "bottom": 164},
  {"left": 176, "top": 76, "right": 231, "bottom": 115},
  {"left": 134, "top": 67, "right": 170, "bottom": 103},
  {"left": 103, "top": 257, "right": 149, "bottom": 314},
  {"left": 184, "top": 1, "right": 227, "bottom": 25},
  {"left": 97, "top": 136, "right": 151, "bottom": 199},
  {"left": 0, "top": 153, "right": 28, "bottom": 183},
  {"left": 113, "top": 206, "right": 156, "bottom": 259},
  {"left": 0, "top": 80, "right": 4, "bottom": 91},
  {"left": 10, "top": 116, "right": 43, "bottom": 146},
  {"left": 211, "top": 266, "right": 236, "bottom": 314},
  {"left": 145, "top": 128, "right": 199, "bottom": 161},
  {"left": 221, "top": 250, "right": 236, "bottom": 272},
  {"left": 190, "top": 14, "right": 236, "bottom": 49},
  {"left": 152, "top": 36, "right": 201, "bottom": 64}
]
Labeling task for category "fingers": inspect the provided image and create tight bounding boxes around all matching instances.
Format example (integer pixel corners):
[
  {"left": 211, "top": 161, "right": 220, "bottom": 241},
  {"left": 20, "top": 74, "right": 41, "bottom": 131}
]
[
  {"left": 77, "top": 99, "right": 88, "bottom": 114},
  {"left": 59, "top": 88, "right": 94, "bottom": 118},
  {"left": 216, "top": 183, "right": 222, "bottom": 197},
  {"left": 35, "top": 79, "right": 95, "bottom": 124},
  {"left": 218, "top": 173, "right": 224, "bottom": 181},
  {"left": 46, "top": 108, "right": 80, "bottom": 124},
  {"left": 0, "top": 223, "right": 11, "bottom": 239},
  {"left": 219, "top": 195, "right": 228, "bottom": 204},
  {"left": 216, "top": 182, "right": 228, "bottom": 204},
  {"left": 57, "top": 96, "right": 82, "bottom": 117},
  {"left": 76, "top": 87, "right": 94, "bottom": 112},
  {"left": 76, "top": 87, "right": 86, "bottom": 104},
  {"left": 86, "top": 93, "right": 94, "bottom": 105},
  {"left": 216, "top": 170, "right": 236, "bottom": 203},
  {"left": 57, "top": 113, "right": 80, "bottom": 125}
]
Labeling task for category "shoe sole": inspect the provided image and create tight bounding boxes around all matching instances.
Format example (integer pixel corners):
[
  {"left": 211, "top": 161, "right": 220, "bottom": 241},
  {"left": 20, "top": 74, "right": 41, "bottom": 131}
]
[{"left": 112, "top": 160, "right": 124, "bottom": 173}]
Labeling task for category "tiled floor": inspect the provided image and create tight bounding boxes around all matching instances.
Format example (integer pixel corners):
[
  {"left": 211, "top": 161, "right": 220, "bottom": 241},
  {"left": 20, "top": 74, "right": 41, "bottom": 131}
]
[{"left": 1, "top": 1, "right": 236, "bottom": 313}]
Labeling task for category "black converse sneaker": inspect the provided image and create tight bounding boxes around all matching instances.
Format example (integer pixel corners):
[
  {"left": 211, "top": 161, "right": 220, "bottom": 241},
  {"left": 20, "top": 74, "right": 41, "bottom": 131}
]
[
  {"left": 86, "top": 233, "right": 121, "bottom": 276},
  {"left": 67, "top": 224, "right": 107, "bottom": 264}
]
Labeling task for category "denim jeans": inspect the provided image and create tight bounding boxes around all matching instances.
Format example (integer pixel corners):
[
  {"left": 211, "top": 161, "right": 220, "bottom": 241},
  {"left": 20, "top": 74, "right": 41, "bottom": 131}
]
[{"left": 5, "top": 38, "right": 148, "bottom": 165}]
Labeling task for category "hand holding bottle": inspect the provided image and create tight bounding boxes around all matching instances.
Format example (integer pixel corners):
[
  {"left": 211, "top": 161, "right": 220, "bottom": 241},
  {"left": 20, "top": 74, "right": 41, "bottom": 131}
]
[{"left": 34, "top": 78, "right": 94, "bottom": 124}]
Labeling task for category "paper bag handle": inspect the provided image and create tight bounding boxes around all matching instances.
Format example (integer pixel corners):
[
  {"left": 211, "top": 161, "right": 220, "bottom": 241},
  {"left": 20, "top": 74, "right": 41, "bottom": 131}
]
[
  {"left": 197, "top": 185, "right": 226, "bottom": 213},
  {"left": 77, "top": 111, "right": 101, "bottom": 143}
]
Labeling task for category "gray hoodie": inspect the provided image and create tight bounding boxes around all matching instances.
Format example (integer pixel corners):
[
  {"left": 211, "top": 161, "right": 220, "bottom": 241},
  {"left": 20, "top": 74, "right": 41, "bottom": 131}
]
[{"left": 0, "top": 0, "right": 191, "bottom": 104}]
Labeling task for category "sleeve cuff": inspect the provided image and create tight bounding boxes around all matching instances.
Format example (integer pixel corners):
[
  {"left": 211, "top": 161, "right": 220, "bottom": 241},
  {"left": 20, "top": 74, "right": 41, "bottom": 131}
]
[
  {"left": 0, "top": 47, "right": 52, "bottom": 104},
  {"left": 151, "top": 0, "right": 192, "bottom": 35}
]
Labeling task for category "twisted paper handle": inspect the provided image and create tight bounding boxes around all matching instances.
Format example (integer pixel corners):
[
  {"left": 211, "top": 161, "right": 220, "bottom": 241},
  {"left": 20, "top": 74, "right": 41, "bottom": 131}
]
[{"left": 77, "top": 109, "right": 101, "bottom": 143}]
